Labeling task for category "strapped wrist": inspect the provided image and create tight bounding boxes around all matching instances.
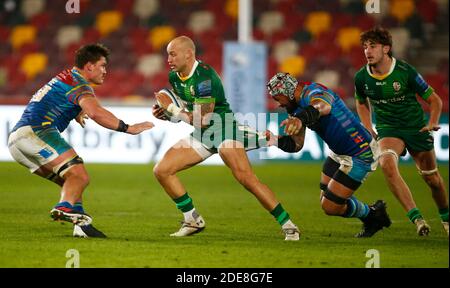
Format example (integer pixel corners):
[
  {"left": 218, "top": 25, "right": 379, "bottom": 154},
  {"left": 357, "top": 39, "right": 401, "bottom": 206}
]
[
  {"left": 277, "top": 136, "right": 298, "bottom": 153},
  {"left": 116, "top": 120, "right": 129, "bottom": 132}
]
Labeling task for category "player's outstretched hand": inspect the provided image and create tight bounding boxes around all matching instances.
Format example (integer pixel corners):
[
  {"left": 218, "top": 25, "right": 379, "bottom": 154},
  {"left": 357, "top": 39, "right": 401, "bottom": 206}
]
[
  {"left": 127, "top": 121, "right": 155, "bottom": 135},
  {"left": 419, "top": 124, "right": 441, "bottom": 133},
  {"left": 281, "top": 117, "right": 302, "bottom": 136},
  {"left": 152, "top": 104, "right": 169, "bottom": 121},
  {"left": 76, "top": 111, "right": 89, "bottom": 128}
]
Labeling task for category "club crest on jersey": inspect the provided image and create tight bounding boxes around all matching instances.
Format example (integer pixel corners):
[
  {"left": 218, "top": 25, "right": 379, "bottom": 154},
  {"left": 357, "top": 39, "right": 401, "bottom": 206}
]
[
  {"left": 393, "top": 82, "right": 401, "bottom": 91},
  {"left": 190, "top": 85, "right": 195, "bottom": 96}
]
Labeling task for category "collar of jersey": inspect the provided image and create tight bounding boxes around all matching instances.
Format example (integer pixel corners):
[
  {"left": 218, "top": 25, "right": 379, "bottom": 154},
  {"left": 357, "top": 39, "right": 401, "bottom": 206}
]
[
  {"left": 177, "top": 60, "right": 199, "bottom": 82},
  {"left": 366, "top": 57, "right": 396, "bottom": 80},
  {"left": 71, "top": 67, "right": 89, "bottom": 84}
]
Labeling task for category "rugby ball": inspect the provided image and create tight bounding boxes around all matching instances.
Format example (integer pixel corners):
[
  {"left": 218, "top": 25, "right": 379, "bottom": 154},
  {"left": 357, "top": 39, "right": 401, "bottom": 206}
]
[{"left": 156, "top": 88, "right": 185, "bottom": 122}]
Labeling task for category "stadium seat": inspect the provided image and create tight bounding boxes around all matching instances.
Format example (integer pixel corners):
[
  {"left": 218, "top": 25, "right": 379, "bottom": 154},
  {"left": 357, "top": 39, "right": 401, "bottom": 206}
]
[
  {"left": 115, "top": 0, "right": 134, "bottom": 16},
  {"left": 133, "top": 0, "right": 159, "bottom": 20},
  {"left": 313, "top": 70, "right": 340, "bottom": 90},
  {"left": 188, "top": 11, "right": 215, "bottom": 34},
  {"left": 136, "top": 54, "right": 164, "bottom": 78},
  {"left": 21, "top": 0, "right": 45, "bottom": 20},
  {"left": 416, "top": 0, "right": 438, "bottom": 23},
  {"left": 390, "top": 28, "right": 410, "bottom": 59},
  {"left": 356, "top": 15, "right": 376, "bottom": 31},
  {"left": 56, "top": 26, "right": 83, "bottom": 49},
  {"left": 95, "top": 11, "right": 123, "bottom": 37},
  {"left": 272, "top": 40, "right": 299, "bottom": 64},
  {"left": 148, "top": 26, "right": 176, "bottom": 50},
  {"left": 258, "top": 11, "right": 285, "bottom": 36},
  {"left": 10, "top": 25, "right": 37, "bottom": 50},
  {"left": 279, "top": 55, "right": 306, "bottom": 77},
  {"left": 0, "top": 26, "right": 9, "bottom": 44},
  {"left": 20, "top": 53, "right": 48, "bottom": 80},
  {"left": 30, "top": 12, "right": 50, "bottom": 30},
  {"left": 225, "top": 0, "right": 238, "bottom": 19},
  {"left": 304, "top": 11, "right": 331, "bottom": 37},
  {"left": 389, "top": 0, "right": 415, "bottom": 23},
  {"left": 337, "top": 27, "right": 362, "bottom": 53},
  {"left": 0, "top": 67, "right": 7, "bottom": 88}
]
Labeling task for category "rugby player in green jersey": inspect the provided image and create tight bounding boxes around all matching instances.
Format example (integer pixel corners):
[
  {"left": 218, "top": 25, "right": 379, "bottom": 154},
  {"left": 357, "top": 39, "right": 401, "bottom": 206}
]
[
  {"left": 152, "top": 36, "right": 300, "bottom": 240},
  {"left": 354, "top": 27, "right": 448, "bottom": 236}
]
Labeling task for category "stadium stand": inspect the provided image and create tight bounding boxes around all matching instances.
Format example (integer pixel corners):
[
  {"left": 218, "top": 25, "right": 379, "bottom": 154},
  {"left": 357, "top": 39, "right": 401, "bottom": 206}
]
[{"left": 0, "top": 0, "right": 447, "bottom": 112}]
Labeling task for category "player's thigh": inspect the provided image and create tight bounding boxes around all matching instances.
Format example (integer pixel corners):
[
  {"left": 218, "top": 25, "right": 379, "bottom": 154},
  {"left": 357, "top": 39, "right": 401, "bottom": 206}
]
[
  {"left": 378, "top": 137, "right": 406, "bottom": 155},
  {"left": 321, "top": 156, "right": 340, "bottom": 187},
  {"left": 327, "top": 154, "right": 370, "bottom": 198},
  {"left": 8, "top": 126, "right": 73, "bottom": 175},
  {"left": 218, "top": 140, "right": 254, "bottom": 176},
  {"left": 156, "top": 137, "right": 208, "bottom": 174}
]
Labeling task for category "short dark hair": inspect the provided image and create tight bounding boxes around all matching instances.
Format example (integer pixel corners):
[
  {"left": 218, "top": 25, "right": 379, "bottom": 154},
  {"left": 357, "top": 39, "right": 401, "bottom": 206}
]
[
  {"left": 360, "top": 27, "right": 393, "bottom": 57},
  {"left": 75, "top": 43, "right": 110, "bottom": 68}
]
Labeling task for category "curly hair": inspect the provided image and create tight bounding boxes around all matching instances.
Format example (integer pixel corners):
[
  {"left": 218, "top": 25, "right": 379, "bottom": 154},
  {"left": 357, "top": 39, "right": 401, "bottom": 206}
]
[{"left": 360, "top": 27, "right": 393, "bottom": 57}]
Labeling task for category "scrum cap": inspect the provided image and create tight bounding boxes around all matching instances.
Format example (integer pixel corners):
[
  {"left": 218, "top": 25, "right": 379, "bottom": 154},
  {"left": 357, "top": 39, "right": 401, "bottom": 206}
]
[{"left": 267, "top": 72, "right": 298, "bottom": 100}]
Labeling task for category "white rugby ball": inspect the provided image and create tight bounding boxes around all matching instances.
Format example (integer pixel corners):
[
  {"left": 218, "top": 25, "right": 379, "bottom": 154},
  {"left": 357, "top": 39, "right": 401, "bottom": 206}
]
[{"left": 156, "top": 88, "right": 185, "bottom": 122}]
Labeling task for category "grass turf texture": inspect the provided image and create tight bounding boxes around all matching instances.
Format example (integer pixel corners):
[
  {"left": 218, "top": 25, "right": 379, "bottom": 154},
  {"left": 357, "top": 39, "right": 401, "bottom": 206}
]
[{"left": 0, "top": 162, "right": 448, "bottom": 268}]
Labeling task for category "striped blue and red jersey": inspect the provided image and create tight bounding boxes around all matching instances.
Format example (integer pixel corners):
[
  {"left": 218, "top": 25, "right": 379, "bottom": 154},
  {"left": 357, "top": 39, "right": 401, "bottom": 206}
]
[
  {"left": 294, "top": 82, "right": 373, "bottom": 160},
  {"left": 13, "top": 68, "right": 94, "bottom": 133}
]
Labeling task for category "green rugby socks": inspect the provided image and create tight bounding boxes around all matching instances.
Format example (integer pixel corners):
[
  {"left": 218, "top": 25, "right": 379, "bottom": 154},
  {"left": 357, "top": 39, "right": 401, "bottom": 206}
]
[
  {"left": 270, "top": 203, "right": 290, "bottom": 226},
  {"left": 439, "top": 208, "right": 449, "bottom": 222},
  {"left": 407, "top": 208, "right": 423, "bottom": 223},
  {"left": 174, "top": 193, "right": 197, "bottom": 222}
]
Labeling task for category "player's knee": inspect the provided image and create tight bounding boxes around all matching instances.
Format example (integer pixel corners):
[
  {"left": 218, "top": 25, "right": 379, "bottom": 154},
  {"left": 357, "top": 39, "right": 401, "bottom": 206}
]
[
  {"left": 65, "top": 167, "right": 90, "bottom": 187},
  {"left": 320, "top": 200, "right": 342, "bottom": 216},
  {"left": 379, "top": 151, "right": 398, "bottom": 171},
  {"left": 153, "top": 162, "right": 168, "bottom": 179},
  {"left": 321, "top": 189, "right": 347, "bottom": 216}
]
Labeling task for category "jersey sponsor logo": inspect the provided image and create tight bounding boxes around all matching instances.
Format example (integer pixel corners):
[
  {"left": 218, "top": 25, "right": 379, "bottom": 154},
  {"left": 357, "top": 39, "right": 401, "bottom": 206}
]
[
  {"left": 393, "top": 81, "right": 401, "bottom": 92},
  {"left": 376, "top": 81, "right": 386, "bottom": 86},
  {"left": 371, "top": 95, "right": 406, "bottom": 104}
]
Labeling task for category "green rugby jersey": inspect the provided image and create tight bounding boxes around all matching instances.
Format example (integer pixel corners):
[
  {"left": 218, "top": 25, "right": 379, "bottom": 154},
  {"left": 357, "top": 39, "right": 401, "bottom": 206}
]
[
  {"left": 168, "top": 60, "right": 234, "bottom": 131},
  {"left": 354, "top": 58, "right": 434, "bottom": 130}
]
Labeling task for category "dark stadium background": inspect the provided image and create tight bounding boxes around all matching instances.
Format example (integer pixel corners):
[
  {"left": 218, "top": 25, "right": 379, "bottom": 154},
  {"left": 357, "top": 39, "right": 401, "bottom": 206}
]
[{"left": 0, "top": 0, "right": 448, "bottom": 111}]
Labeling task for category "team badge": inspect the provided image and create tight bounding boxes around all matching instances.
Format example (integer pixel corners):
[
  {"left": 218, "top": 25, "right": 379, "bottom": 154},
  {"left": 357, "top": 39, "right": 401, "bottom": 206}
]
[
  {"left": 393, "top": 82, "right": 401, "bottom": 91},
  {"left": 190, "top": 85, "right": 195, "bottom": 96}
]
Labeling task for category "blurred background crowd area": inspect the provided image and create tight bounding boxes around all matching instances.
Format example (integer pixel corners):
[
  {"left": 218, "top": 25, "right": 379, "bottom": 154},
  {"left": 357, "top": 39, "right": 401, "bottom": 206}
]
[{"left": 0, "top": 0, "right": 448, "bottom": 112}]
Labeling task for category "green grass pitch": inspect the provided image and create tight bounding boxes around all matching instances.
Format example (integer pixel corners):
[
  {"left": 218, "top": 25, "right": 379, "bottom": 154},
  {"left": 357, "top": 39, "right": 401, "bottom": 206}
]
[{"left": 0, "top": 162, "right": 448, "bottom": 268}]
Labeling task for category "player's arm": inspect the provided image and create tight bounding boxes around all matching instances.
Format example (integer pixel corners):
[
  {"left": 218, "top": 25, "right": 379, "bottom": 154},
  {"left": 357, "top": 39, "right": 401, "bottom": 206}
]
[
  {"left": 79, "top": 96, "right": 154, "bottom": 134},
  {"left": 155, "top": 92, "right": 215, "bottom": 128},
  {"left": 283, "top": 96, "right": 330, "bottom": 136},
  {"left": 192, "top": 99, "right": 215, "bottom": 128},
  {"left": 355, "top": 99, "right": 377, "bottom": 139},
  {"left": 172, "top": 100, "right": 215, "bottom": 128},
  {"left": 354, "top": 76, "right": 377, "bottom": 139},
  {"left": 420, "top": 91, "right": 442, "bottom": 132}
]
